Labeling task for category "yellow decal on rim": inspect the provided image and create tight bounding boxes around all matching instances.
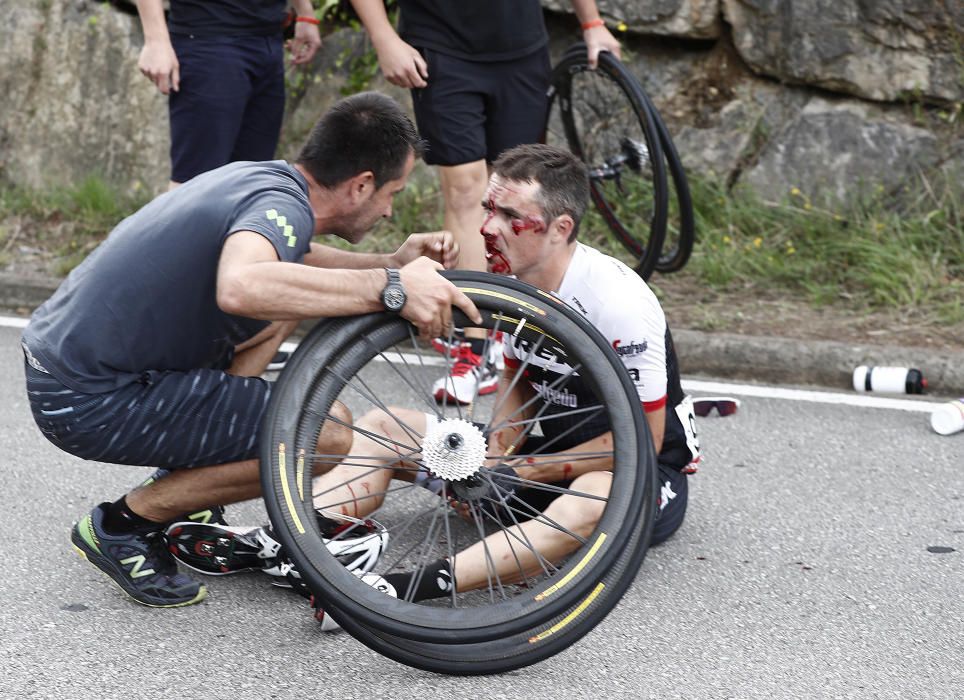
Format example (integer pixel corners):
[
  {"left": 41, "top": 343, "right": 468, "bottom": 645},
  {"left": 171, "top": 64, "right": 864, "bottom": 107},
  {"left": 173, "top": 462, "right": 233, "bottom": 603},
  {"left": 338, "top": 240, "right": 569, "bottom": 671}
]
[
  {"left": 490, "top": 313, "right": 559, "bottom": 344},
  {"left": 534, "top": 532, "right": 606, "bottom": 601},
  {"left": 460, "top": 287, "right": 547, "bottom": 316},
  {"left": 528, "top": 583, "right": 605, "bottom": 643},
  {"left": 278, "top": 443, "right": 305, "bottom": 534},
  {"left": 296, "top": 448, "right": 305, "bottom": 501},
  {"left": 536, "top": 288, "right": 565, "bottom": 306}
]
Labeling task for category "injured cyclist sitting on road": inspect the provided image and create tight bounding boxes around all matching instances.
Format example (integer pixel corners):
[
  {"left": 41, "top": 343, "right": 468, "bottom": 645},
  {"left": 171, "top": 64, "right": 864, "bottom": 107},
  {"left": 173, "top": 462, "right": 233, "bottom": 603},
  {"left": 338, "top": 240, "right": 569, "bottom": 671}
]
[{"left": 168, "top": 144, "right": 700, "bottom": 628}]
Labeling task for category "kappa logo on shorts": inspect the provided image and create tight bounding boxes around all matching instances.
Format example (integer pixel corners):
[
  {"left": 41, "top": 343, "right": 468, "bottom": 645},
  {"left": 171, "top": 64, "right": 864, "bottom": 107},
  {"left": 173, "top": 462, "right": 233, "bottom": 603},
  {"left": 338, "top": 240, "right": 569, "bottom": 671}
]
[{"left": 265, "top": 209, "right": 297, "bottom": 247}]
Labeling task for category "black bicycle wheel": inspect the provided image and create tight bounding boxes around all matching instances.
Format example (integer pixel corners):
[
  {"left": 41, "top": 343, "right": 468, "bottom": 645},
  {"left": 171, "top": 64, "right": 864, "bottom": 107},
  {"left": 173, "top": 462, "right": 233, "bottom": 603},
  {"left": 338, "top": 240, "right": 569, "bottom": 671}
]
[
  {"left": 646, "top": 91, "right": 695, "bottom": 274},
  {"left": 260, "top": 271, "right": 657, "bottom": 644},
  {"left": 324, "top": 503, "right": 653, "bottom": 675},
  {"left": 546, "top": 45, "right": 668, "bottom": 280}
]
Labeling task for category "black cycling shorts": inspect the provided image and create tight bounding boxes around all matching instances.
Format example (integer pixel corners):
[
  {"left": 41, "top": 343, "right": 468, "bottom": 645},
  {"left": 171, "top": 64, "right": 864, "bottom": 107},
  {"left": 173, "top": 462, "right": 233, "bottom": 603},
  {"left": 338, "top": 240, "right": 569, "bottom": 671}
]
[
  {"left": 410, "top": 47, "right": 551, "bottom": 166},
  {"left": 25, "top": 363, "right": 270, "bottom": 469}
]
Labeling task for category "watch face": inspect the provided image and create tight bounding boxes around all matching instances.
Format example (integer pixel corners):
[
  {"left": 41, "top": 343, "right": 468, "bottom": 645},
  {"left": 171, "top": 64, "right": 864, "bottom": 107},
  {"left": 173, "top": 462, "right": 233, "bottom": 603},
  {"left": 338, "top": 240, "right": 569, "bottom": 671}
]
[{"left": 383, "top": 286, "right": 406, "bottom": 311}]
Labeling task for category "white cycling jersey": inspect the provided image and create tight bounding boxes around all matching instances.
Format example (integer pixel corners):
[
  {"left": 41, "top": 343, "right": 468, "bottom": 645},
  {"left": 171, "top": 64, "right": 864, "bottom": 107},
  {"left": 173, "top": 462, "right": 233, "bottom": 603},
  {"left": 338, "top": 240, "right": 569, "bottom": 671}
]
[{"left": 503, "top": 243, "right": 693, "bottom": 468}]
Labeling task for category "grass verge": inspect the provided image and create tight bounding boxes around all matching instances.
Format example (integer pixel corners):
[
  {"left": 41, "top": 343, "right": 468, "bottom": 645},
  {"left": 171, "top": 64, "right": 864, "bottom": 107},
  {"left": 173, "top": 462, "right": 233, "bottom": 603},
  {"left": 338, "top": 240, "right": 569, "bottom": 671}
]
[
  {"left": 0, "top": 175, "right": 150, "bottom": 276},
  {"left": 1, "top": 167, "right": 959, "bottom": 326}
]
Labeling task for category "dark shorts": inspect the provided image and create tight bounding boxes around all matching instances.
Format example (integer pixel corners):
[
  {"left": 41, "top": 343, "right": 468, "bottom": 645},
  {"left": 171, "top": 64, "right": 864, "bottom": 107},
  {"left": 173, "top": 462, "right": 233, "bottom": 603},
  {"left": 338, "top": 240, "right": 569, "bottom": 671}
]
[
  {"left": 169, "top": 33, "right": 285, "bottom": 183},
  {"left": 410, "top": 47, "right": 551, "bottom": 166},
  {"left": 24, "top": 363, "right": 271, "bottom": 469}
]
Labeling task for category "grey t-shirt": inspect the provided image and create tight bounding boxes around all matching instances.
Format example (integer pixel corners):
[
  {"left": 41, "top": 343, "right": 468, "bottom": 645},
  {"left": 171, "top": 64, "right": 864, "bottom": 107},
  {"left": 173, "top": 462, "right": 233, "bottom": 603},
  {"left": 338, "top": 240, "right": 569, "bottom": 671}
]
[{"left": 22, "top": 160, "right": 314, "bottom": 393}]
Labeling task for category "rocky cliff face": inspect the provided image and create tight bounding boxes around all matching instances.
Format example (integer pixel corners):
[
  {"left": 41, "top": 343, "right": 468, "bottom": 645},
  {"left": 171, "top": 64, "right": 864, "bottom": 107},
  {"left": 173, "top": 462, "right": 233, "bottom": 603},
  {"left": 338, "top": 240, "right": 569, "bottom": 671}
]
[
  {"left": 1, "top": 1, "right": 168, "bottom": 196},
  {"left": 1, "top": 0, "right": 960, "bottom": 204}
]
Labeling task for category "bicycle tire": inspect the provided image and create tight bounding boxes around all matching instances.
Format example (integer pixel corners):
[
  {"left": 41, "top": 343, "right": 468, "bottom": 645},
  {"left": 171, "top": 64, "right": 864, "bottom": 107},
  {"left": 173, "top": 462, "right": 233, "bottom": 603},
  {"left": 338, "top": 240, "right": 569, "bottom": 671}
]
[
  {"left": 260, "top": 271, "right": 657, "bottom": 644},
  {"left": 323, "top": 501, "right": 653, "bottom": 675},
  {"left": 644, "top": 90, "right": 695, "bottom": 274},
  {"left": 546, "top": 45, "right": 668, "bottom": 280}
]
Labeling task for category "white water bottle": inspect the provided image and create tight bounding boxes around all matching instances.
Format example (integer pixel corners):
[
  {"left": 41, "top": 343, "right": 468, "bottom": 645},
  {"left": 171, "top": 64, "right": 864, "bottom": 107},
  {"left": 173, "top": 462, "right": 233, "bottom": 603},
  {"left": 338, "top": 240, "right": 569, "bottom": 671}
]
[
  {"left": 930, "top": 399, "right": 964, "bottom": 436},
  {"left": 852, "top": 366, "right": 926, "bottom": 394}
]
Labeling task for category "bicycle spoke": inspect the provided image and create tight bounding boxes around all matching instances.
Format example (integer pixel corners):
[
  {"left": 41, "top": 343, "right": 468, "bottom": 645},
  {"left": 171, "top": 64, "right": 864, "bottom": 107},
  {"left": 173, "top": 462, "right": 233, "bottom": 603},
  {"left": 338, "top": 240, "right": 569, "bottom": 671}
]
[
  {"left": 465, "top": 499, "right": 510, "bottom": 603},
  {"left": 330, "top": 368, "right": 426, "bottom": 448},
  {"left": 402, "top": 504, "right": 447, "bottom": 603},
  {"left": 480, "top": 467, "right": 593, "bottom": 539},
  {"left": 487, "top": 450, "right": 614, "bottom": 465},
  {"left": 488, "top": 334, "right": 547, "bottom": 420},
  {"left": 440, "top": 483, "right": 460, "bottom": 609},
  {"left": 488, "top": 358, "right": 585, "bottom": 454},
  {"left": 375, "top": 340, "right": 444, "bottom": 418},
  {"left": 484, "top": 470, "right": 609, "bottom": 503}
]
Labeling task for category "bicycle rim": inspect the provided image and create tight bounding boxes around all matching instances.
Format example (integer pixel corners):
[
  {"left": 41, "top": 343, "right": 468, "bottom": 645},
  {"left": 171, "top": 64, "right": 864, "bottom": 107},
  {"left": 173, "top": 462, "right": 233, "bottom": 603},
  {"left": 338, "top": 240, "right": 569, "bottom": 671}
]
[
  {"left": 260, "top": 272, "right": 656, "bottom": 644},
  {"left": 327, "top": 495, "right": 654, "bottom": 675}
]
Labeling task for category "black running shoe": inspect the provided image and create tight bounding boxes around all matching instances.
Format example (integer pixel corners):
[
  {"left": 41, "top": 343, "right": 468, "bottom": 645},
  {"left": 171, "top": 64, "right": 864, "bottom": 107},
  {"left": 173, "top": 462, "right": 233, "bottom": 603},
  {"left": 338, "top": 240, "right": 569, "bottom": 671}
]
[{"left": 71, "top": 503, "right": 206, "bottom": 608}]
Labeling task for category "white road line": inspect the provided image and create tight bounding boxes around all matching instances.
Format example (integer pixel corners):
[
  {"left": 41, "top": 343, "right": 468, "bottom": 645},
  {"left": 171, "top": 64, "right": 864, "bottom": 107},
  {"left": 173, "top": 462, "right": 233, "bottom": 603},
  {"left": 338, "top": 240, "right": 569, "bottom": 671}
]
[
  {"left": 6, "top": 315, "right": 939, "bottom": 413},
  {"left": 680, "top": 379, "right": 938, "bottom": 413},
  {"left": 0, "top": 315, "right": 28, "bottom": 329}
]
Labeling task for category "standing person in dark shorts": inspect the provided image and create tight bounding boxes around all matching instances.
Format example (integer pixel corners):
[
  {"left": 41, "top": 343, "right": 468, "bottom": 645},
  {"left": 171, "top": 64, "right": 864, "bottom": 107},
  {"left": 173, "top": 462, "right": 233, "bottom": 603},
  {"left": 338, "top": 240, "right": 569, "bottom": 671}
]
[
  {"left": 134, "top": 0, "right": 322, "bottom": 190},
  {"left": 21, "top": 92, "right": 481, "bottom": 609},
  {"left": 350, "top": 0, "right": 621, "bottom": 403}
]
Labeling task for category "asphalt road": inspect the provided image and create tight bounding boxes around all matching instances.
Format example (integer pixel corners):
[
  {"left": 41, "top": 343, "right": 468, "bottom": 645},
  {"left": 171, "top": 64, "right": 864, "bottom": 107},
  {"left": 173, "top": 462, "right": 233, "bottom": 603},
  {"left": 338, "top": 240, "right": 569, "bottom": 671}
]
[{"left": 1, "top": 323, "right": 961, "bottom": 699}]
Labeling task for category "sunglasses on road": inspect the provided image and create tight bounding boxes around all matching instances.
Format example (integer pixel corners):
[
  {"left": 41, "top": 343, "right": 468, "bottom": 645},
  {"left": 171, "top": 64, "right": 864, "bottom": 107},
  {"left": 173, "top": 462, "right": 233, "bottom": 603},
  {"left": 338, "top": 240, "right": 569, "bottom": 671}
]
[{"left": 692, "top": 397, "right": 741, "bottom": 417}]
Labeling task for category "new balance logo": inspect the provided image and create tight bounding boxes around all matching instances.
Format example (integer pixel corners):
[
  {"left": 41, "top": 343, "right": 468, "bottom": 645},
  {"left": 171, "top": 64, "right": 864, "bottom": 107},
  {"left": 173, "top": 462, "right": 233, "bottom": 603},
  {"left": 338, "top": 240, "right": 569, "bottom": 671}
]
[
  {"left": 265, "top": 209, "right": 297, "bottom": 247},
  {"left": 120, "top": 555, "right": 156, "bottom": 579}
]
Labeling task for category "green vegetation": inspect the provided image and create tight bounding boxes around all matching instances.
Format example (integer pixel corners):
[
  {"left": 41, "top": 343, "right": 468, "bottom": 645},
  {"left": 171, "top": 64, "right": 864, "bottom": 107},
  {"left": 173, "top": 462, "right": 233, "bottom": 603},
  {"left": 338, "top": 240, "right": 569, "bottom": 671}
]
[
  {"left": 680, "top": 173, "right": 963, "bottom": 325},
  {"left": 1, "top": 168, "right": 960, "bottom": 325},
  {"left": 0, "top": 175, "right": 149, "bottom": 276},
  {"left": 368, "top": 167, "right": 964, "bottom": 326}
]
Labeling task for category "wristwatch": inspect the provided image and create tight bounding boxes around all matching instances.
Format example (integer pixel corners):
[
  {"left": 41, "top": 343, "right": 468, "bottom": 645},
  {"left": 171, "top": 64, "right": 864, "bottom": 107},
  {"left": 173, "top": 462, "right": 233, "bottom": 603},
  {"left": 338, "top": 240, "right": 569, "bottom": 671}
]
[{"left": 380, "top": 268, "right": 407, "bottom": 312}]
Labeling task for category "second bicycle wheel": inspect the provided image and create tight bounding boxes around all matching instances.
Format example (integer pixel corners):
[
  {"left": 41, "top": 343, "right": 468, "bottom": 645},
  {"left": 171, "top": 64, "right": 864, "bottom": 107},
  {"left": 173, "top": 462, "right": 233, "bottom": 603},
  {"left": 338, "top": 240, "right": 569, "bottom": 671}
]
[
  {"left": 640, "top": 87, "right": 695, "bottom": 274},
  {"left": 317, "top": 496, "right": 654, "bottom": 675},
  {"left": 546, "top": 45, "right": 668, "bottom": 280},
  {"left": 260, "top": 271, "right": 657, "bottom": 645}
]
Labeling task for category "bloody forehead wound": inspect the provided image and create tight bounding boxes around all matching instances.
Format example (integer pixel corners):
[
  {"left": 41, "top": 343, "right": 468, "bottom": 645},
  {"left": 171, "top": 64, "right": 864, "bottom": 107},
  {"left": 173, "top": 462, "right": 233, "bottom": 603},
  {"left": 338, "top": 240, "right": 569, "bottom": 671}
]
[{"left": 485, "top": 184, "right": 547, "bottom": 235}]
